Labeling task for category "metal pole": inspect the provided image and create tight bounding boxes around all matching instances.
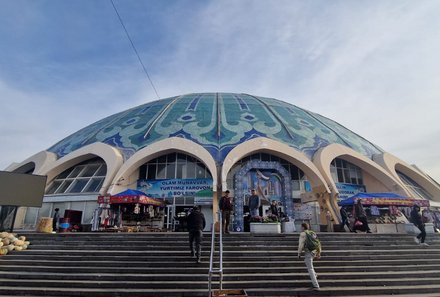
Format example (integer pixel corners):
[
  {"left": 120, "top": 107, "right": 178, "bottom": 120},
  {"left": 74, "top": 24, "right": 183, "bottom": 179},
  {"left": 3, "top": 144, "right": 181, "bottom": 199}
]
[
  {"left": 10, "top": 206, "right": 18, "bottom": 233},
  {"left": 208, "top": 220, "right": 216, "bottom": 297},
  {"left": 219, "top": 211, "right": 223, "bottom": 290}
]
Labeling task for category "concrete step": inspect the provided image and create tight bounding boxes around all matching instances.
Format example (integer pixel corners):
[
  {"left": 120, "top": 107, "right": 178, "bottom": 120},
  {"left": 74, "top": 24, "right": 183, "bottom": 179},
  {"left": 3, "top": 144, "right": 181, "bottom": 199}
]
[
  {"left": 245, "top": 284, "right": 440, "bottom": 296},
  {"left": 0, "top": 277, "right": 439, "bottom": 290},
  {"left": 1, "top": 284, "right": 440, "bottom": 297},
  {"left": 19, "top": 232, "right": 440, "bottom": 243},
  {"left": 23, "top": 235, "right": 440, "bottom": 242},
  {"left": 1, "top": 232, "right": 438, "bottom": 296},
  {"left": 0, "top": 270, "right": 438, "bottom": 281},
  {"left": 1, "top": 263, "right": 439, "bottom": 274},
  {"left": 2, "top": 251, "right": 440, "bottom": 262},
  {"left": 10, "top": 247, "right": 438, "bottom": 257},
  {"left": 24, "top": 242, "right": 440, "bottom": 249}
]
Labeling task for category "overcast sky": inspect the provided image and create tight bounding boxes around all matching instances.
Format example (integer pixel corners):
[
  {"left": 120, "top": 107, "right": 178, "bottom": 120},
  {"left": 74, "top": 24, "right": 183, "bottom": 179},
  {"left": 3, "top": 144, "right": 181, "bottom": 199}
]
[{"left": 1, "top": 0, "right": 439, "bottom": 183}]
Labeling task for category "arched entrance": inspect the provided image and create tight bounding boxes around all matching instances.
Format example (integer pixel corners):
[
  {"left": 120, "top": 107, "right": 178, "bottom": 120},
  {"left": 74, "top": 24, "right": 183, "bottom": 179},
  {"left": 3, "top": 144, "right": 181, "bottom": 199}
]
[{"left": 232, "top": 160, "right": 293, "bottom": 232}]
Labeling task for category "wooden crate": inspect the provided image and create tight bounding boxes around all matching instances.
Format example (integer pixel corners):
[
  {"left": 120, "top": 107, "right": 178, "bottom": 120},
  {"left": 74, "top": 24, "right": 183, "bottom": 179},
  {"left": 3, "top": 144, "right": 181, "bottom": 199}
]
[{"left": 212, "top": 289, "right": 247, "bottom": 297}]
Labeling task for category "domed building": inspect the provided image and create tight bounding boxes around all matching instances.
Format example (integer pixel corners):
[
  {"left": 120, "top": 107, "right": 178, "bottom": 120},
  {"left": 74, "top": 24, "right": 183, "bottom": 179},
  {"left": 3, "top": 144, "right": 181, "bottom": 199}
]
[{"left": 7, "top": 93, "right": 440, "bottom": 232}]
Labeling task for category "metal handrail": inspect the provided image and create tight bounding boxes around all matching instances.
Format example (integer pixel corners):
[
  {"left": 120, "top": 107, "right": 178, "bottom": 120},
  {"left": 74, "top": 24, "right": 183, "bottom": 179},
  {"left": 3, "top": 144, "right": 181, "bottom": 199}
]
[{"left": 208, "top": 211, "right": 223, "bottom": 296}]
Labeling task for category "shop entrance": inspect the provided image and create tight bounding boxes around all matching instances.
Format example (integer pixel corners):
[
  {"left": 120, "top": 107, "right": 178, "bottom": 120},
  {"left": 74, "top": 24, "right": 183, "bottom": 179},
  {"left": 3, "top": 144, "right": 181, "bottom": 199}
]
[
  {"left": 165, "top": 205, "right": 174, "bottom": 231},
  {"left": 233, "top": 160, "right": 293, "bottom": 232},
  {"left": 168, "top": 204, "right": 212, "bottom": 232},
  {"left": 173, "top": 205, "right": 192, "bottom": 231}
]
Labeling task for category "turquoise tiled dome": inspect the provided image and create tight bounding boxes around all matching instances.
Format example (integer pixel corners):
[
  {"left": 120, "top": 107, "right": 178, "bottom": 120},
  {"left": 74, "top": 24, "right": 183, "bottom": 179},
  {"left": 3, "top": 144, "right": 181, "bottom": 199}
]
[{"left": 48, "top": 93, "right": 383, "bottom": 163}]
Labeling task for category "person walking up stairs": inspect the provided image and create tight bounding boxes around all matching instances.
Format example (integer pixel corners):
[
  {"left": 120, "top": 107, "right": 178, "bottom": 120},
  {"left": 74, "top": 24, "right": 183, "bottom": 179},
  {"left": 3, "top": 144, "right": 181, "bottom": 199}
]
[{"left": 297, "top": 222, "right": 321, "bottom": 291}]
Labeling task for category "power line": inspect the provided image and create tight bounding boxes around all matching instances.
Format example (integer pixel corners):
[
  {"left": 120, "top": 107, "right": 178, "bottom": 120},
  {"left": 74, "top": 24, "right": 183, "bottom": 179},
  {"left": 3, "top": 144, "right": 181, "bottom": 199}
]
[{"left": 110, "top": 0, "right": 160, "bottom": 100}]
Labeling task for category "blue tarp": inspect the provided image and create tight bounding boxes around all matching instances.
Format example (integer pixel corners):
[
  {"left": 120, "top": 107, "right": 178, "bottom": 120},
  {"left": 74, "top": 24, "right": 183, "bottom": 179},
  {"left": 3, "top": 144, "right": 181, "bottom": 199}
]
[
  {"left": 338, "top": 192, "right": 412, "bottom": 206},
  {"left": 113, "top": 189, "right": 148, "bottom": 197}
]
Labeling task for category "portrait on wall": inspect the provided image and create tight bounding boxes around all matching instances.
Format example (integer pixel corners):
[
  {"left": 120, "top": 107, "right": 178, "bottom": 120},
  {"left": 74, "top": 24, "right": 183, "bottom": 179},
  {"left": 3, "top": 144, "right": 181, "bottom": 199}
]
[{"left": 243, "top": 169, "right": 282, "bottom": 205}]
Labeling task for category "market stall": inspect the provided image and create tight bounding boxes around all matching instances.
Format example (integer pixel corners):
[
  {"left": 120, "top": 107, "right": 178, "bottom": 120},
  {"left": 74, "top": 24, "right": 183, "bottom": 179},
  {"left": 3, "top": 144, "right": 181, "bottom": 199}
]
[
  {"left": 338, "top": 192, "right": 430, "bottom": 233},
  {"left": 96, "top": 189, "right": 166, "bottom": 232},
  {"left": 425, "top": 201, "right": 440, "bottom": 233}
]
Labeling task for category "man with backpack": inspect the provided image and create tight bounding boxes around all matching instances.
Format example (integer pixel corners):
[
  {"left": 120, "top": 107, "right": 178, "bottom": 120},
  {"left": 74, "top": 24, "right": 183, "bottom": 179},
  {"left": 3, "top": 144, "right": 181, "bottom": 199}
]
[{"left": 298, "top": 222, "right": 321, "bottom": 291}]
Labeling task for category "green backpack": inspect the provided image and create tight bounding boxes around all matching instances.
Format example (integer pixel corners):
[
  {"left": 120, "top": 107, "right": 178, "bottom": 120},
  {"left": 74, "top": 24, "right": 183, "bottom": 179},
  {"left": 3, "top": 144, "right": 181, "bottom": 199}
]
[{"left": 304, "top": 230, "right": 320, "bottom": 252}]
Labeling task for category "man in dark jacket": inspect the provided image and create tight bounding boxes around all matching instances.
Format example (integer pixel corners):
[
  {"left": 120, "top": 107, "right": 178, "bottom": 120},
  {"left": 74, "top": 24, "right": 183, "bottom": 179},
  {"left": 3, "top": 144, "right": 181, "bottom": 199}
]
[
  {"left": 187, "top": 206, "right": 206, "bottom": 263},
  {"left": 52, "top": 208, "right": 60, "bottom": 232},
  {"left": 248, "top": 189, "right": 260, "bottom": 217},
  {"left": 411, "top": 205, "right": 428, "bottom": 246},
  {"left": 354, "top": 200, "right": 371, "bottom": 233},
  {"left": 219, "top": 190, "right": 233, "bottom": 234},
  {"left": 340, "top": 206, "right": 353, "bottom": 232},
  {"left": 269, "top": 200, "right": 279, "bottom": 219}
]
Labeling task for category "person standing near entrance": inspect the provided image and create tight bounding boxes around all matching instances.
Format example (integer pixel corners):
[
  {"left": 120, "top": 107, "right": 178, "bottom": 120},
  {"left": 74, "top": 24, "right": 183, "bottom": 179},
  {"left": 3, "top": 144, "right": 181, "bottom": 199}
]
[
  {"left": 325, "top": 210, "right": 333, "bottom": 232},
  {"left": 298, "top": 223, "right": 321, "bottom": 291},
  {"left": 219, "top": 190, "right": 233, "bottom": 234},
  {"left": 270, "top": 200, "right": 279, "bottom": 219},
  {"left": 52, "top": 208, "right": 60, "bottom": 233},
  {"left": 411, "top": 205, "right": 428, "bottom": 246},
  {"left": 248, "top": 189, "right": 260, "bottom": 217},
  {"left": 340, "top": 206, "right": 353, "bottom": 232},
  {"left": 187, "top": 206, "right": 206, "bottom": 263},
  {"left": 354, "top": 199, "right": 372, "bottom": 233}
]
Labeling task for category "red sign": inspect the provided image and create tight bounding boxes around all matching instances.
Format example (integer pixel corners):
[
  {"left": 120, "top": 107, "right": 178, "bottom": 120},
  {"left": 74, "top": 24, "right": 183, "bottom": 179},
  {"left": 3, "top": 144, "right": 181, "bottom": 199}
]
[
  {"left": 97, "top": 195, "right": 164, "bottom": 207},
  {"left": 97, "top": 196, "right": 111, "bottom": 204},
  {"left": 356, "top": 197, "right": 430, "bottom": 207}
]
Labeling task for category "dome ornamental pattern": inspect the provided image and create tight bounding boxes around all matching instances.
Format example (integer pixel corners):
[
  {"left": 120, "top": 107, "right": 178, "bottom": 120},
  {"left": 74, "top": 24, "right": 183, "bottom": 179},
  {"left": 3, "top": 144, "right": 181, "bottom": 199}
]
[{"left": 48, "top": 93, "right": 383, "bottom": 163}]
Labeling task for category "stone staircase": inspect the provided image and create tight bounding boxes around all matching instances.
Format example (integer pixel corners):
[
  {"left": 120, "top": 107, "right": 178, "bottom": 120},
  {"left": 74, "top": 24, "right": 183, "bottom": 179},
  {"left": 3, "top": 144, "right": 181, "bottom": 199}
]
[{"left": 0, "top": 232, "right": 439, "bottom": 296}]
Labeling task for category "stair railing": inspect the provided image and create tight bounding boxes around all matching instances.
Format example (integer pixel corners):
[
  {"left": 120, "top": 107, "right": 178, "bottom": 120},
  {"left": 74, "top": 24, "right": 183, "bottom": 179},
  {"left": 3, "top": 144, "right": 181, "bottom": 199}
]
[{"left": 208, "top": 211, "right": 223, "bottom": 296}]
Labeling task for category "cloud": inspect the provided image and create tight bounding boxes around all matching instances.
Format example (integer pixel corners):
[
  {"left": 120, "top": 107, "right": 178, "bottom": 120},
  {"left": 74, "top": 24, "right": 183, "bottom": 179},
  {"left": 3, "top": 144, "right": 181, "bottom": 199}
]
[
  {"left": 0, "top": 0, "right": 439, "bottom": 183},
  {"left": 0, "top": 71, "right": 152, "bottom": 170},
  {"left": 152, "top": 1, "right": 440, "bottom": 181}
]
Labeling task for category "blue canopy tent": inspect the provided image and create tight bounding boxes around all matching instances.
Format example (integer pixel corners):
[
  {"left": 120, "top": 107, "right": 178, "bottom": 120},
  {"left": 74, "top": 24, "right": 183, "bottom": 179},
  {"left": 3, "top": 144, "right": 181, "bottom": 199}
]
[
  {"left": 113, "top": 189, "right": 148, "bottom": 196},
  {"left": 338, "top": 192, "right": 430, "bottom": 207}
]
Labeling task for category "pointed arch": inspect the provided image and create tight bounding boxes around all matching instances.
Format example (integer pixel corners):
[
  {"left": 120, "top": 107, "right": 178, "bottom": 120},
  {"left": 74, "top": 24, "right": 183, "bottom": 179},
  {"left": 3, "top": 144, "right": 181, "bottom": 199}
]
[
  {"left": 5, "top": 151, "right": 57, "bottom": 175},
  {"left": 374, "top": 152, "right": 440, "bottom": 202},
  {"left": 314, "top": 144, "right": 406, "bottom": 196},
  {"left": 222, "top": 137, "right": 329, "bottom": 192},
  {"left": 109, "top": 137, "right": 217, "bottom": 195},
  {"left": 41, "top": 142, "right": 124, "bottom": 195},
  {"left": 232, "top": 160, "right": 293, "bottom": 232},
  {"left": 313, "top": 144, "right": 407, "bottom": 222}
]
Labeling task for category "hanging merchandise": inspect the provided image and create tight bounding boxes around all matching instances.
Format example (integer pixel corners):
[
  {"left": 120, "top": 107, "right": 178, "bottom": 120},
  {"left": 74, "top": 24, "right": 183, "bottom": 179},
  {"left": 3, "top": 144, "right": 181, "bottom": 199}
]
[
  {"left": 370, "top": 205, "right": 380, "bottom": 216},
  {"left": 91, "top": 208, "right": 101, "bottom": 231},
  {"left": 96, "top": 189, "right": 166, "bottom": 232},
  {"left": 389, "top": 205, "right": 399, "bottom": 216},
  {"left": 117, "top": 205, "right": 122, "bottom": 228}
]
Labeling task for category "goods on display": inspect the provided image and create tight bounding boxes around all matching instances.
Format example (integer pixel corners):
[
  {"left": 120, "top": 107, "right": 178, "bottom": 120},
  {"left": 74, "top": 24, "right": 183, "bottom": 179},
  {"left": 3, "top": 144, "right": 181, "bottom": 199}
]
[
  {"left": 36, "top": 217, "right": 53, "bottom": 233},
  {"left": 0, "top": 232, "right": 31, "bottom": 256}
]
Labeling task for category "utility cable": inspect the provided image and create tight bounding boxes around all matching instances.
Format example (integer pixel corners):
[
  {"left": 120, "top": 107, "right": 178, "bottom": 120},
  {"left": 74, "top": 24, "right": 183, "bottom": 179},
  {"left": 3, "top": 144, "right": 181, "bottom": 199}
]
[{"left": 110, "top": 0, "right": 160, "bottom": 100}]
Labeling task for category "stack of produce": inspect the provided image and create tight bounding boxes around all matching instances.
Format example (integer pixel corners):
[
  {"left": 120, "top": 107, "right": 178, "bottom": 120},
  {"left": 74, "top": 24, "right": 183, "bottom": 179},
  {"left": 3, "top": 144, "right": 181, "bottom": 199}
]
[{"left": 0, "top": 232, "right": 30, "bottom": 256}]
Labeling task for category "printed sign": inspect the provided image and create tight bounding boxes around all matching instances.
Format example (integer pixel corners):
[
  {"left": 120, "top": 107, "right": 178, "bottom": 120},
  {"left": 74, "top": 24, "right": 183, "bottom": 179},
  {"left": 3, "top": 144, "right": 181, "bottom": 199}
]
[
  {"left": 137, "top": 178, "right": 213, "bottom": 198},
  {"left": 195, "top": 197, "right": 213, "bottom": 205},
  {"left": 336, "top": 183, "right": 366, "bottom": 201},
  {"left": 293, "top": 203, "right": 314, "bottom": 220}
]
